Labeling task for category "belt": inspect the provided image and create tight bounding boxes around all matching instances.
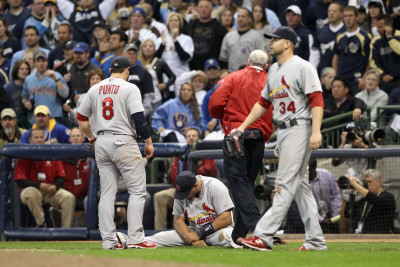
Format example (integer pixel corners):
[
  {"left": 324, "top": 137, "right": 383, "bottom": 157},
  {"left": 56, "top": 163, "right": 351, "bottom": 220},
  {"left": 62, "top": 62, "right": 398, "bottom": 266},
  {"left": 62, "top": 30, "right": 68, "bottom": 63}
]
[
  {"left": 97, "top": 131, "right": 126, "bottom": 136},
  {"left": 276, "top": 119, "right": 310, "bottom": 129}
]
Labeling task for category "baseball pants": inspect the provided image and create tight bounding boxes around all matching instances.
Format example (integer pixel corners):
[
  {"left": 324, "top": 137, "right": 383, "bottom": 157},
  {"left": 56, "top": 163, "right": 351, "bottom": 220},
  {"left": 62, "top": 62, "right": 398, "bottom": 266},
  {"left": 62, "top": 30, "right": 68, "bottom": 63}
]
[
  {"left": 254, "top": 124, "right": 326, "bottom": 250},
  {"left": 223, "top": 138, "right": 264, "bottom": 243},
  {"left": 141, "top": 226, "right": 233, "bottom": 247},
  {"left": 96, "top": 133, "right": 147, "bottom": 249},
  {"left": 20, "top": 187, "right": 75, "bottom": 227}
]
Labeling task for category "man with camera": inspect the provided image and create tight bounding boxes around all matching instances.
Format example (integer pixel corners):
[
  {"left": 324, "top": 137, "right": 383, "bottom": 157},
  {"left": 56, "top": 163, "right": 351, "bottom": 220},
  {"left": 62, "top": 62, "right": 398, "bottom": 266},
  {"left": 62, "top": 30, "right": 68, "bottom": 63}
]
[{"left": 345, "top": 169, "right": 396, "bottom": 234}]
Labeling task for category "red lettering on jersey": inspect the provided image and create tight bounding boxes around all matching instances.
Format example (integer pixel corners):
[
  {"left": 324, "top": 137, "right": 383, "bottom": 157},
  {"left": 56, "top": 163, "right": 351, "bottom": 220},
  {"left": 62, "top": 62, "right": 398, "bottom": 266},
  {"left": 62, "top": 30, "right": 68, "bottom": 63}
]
[
  {"left": 99, "top": 85, "right": 120, "bottom": 95},
  {"left": 271, "top": 91, "right": 289, "bottom": 101}
]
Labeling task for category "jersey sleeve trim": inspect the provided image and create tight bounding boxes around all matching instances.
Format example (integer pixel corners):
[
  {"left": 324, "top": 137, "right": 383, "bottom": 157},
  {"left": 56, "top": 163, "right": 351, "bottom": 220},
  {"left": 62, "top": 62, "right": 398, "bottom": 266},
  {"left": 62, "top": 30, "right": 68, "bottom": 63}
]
[
  {"left": 308, "top": 92, "right": 324, "bottom": 108},
  {"left": 257, "top": 95, "right": 272, "bottom": 109},
  {"left": 76, "top": 112, "right": 89, "bottom": 122}
]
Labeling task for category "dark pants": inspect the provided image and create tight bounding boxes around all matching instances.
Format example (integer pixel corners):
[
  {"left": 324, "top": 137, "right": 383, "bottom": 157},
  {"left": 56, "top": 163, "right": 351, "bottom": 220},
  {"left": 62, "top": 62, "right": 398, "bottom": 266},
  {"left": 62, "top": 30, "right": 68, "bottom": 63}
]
[{"left": 223, "top": 137, "right": 264, "bottom": 243}]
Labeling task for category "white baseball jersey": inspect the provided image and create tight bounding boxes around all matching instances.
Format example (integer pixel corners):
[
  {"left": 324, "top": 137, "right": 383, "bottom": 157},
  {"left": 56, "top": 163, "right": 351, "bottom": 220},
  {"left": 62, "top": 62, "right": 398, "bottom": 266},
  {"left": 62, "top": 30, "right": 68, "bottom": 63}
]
[
  {"left": 173, "top": 176, "right": 234, "bottom": 230},
  {"left": 78, "top": 77, "right": 144, "bottom": 136},
  {"left": 261, "top": 56, "right": 322, "bottom": 123}
]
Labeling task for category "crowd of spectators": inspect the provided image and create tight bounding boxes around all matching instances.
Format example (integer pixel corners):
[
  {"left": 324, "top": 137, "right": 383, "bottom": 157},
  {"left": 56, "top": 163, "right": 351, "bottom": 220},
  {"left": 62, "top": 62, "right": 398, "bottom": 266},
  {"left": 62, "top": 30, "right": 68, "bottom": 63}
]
[{"left": 0, "top": 0, "right": 399, "bottom": 233}]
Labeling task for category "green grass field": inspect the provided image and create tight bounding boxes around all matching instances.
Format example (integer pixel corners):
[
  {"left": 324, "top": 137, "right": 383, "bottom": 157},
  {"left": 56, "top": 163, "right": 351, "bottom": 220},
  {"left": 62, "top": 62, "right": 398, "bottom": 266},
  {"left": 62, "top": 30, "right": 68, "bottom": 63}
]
[{"left": 1, "top": 241, "right": 400, "bottom": 267}]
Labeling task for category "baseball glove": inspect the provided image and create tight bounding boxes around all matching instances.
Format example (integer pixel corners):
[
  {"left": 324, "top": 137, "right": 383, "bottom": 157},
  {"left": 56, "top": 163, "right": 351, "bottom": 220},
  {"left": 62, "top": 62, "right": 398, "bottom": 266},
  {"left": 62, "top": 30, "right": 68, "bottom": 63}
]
[{"left": 224, "top": 129, "right": 244, "bottom": 158}]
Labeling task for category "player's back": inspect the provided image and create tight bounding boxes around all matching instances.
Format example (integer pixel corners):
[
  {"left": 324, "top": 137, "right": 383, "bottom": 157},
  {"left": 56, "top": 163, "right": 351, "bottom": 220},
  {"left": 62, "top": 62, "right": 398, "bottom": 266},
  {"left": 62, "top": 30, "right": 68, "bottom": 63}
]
[{"left": 80, "top": 77, "right": 144, "bottom": 136}]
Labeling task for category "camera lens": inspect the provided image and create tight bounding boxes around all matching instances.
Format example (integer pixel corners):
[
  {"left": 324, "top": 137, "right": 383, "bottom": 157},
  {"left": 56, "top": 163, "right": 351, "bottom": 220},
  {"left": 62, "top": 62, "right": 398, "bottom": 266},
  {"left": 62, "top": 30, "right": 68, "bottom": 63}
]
[
  {"left": 338, "top": 176, "right": 351, "bottom": 190},
  {"left": 346, "top": 132, "right": 357, "bottom": 142}
]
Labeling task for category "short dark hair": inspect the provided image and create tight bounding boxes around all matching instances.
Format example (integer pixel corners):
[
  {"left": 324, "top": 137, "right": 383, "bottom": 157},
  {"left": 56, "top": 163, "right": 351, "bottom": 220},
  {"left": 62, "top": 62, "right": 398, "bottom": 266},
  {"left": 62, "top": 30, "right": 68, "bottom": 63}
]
[
  {"left": 58, "top": 22, "right": 72, "bottom": 34},
  {"left": 11, "top": 60, "right": 31, "bottom": 81},
  {"left": 377, "top": 14, "right": 393, "bottom": 26},
  {"left": 332, "top": 76, "right": 349, "bottom": 88},
  {"left": 110, "top": 67, "right": 129, "bottom": 74},
  {"left": 344, "top": 5, "right": 358, "bottom": 16},
  {"left": 111, "top": 29, "right": 128, "bottom": 45},
  {"left": 24, "top": 25, "right": 39, "bottom": 35},
  {"left": 330, "top": 1, "right": 344, "bottom": 13}
]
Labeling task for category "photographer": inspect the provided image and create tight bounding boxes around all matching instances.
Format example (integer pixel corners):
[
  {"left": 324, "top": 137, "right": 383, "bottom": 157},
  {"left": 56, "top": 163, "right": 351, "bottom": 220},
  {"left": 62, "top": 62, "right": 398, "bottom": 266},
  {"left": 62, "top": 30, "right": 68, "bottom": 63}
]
[{"left": 345, "top": 169, "right": 396, "bottom": 234}]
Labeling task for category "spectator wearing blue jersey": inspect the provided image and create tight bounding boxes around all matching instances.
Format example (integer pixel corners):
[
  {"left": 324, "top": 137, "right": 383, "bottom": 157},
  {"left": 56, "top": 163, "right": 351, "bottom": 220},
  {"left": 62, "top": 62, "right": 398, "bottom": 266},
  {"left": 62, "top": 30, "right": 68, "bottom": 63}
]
[
  {"left": 20, "top": 104, "right": 70, "bottom": 144},
  {"left": 332, "top": 6, "right": 372, "bottom": 95},
  {"left": 21, "top": 50, "right": 69, "bottom": 125},
  {"left": 313, "top": 2, "right": 346, "bottom": 74},
  {"left": 56, "top": 0, "right": 117, "bottom": 44},
  {"left": 370, "top": 14, "right": 400, "bottom": 94},
  {"left": 0, "top": 18, "right": 21, "bottom": 60},
  {"left": 152, "top": 82, "right": 204, "bottom": 143},
  {"left": 3, "top": 0, "right": 31, "bottom": 33},
  {"left": 285, "top": 5, "right": 318, "bottom": 67},
  {"left": 101, "top": 29, "right": 128, "bottom": 78}
]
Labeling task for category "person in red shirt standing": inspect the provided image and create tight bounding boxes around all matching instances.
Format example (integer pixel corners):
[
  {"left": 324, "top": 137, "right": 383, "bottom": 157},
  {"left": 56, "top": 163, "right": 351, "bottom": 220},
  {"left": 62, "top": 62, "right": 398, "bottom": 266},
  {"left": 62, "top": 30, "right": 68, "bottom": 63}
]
[
  {"left": 14, "top": 128, "right": 75, "bottom": 227},
  {"left": 209, "top": 50, "right": 273, "bottom": 248}
]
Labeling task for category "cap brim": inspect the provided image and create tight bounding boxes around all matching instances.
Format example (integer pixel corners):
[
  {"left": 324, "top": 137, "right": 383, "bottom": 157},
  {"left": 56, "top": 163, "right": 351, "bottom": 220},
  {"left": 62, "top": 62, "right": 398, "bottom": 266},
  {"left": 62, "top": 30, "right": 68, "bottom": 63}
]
[
  {"left": 174, "top": 189, "right": 190, "bottom": 200},
  {"left": 263, "top": 33, "right": 280, "bottom": 39}
]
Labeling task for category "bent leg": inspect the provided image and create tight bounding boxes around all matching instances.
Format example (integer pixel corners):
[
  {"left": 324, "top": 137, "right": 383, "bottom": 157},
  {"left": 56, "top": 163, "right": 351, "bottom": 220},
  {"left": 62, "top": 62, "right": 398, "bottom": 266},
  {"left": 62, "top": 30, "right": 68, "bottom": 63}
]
[{"left": 20, "top": 187, "right": 45, "bottom": 226}]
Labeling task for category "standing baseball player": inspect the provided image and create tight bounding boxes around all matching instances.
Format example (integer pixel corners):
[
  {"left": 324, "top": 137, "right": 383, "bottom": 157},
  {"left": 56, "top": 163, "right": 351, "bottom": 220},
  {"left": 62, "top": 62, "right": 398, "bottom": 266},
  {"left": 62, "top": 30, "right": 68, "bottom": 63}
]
[
  {"left": 77, "top": 56, "right": 156, "bottom": 250},
  {"left": 116, "top": 171, "right": 235, "bottom": 247},
  {"left": 236, "top": 26, "right": 327, "bottom": 251}
]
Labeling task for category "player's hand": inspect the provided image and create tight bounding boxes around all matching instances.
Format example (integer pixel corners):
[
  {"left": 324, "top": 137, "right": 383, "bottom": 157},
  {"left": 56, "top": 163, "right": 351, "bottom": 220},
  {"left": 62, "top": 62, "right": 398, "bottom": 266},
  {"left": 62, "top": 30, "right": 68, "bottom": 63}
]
[
  {"left": 322, "top": 217, "right": 332, "bottom": 224},
  {"left": 47, "top": 185, "right": 57, "bottom": 196},
  {"left": 191, "top": 240, "right": 208, "bottom": 247},
  {"left": 309, "top": 131, "right": 322, "bottom": 150},
  {"left": 184, "top": 232, "right": 200, "bottom": 244},
  {"left": 144, "top": 142, "right": 154, "bottom": 159},
  {"left": 352, "top": 108, "right": 362, "bottom": 121},
  {"left": 156, "top": 83, "right": 167, "bottom": 91}
]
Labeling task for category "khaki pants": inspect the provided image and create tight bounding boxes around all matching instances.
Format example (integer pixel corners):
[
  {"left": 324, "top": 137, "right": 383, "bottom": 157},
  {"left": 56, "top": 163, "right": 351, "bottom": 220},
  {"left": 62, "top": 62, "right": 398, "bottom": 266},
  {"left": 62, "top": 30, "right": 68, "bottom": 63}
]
[
  {"left": 20, "top": 187, "right": 76, "bottom": 227},
  {"left": 154, "top": 188, "right": 175, "bottom": 230}
]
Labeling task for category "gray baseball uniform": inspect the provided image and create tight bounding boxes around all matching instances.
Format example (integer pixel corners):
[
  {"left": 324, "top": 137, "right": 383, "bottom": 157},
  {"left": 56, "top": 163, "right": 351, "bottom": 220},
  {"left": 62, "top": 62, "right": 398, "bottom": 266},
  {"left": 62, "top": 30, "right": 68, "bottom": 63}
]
[
  {"left": 145, "top": 176, "right": 235, "bottom": 247},
  {"left": 219, "top": 29, "right": 265, "bottom": 72},
  {"left": 256, "top": 55, "right": 326, "bottom": 250},
  {"left": 78, "top": 77, "right": 147, "bottom": 249}
]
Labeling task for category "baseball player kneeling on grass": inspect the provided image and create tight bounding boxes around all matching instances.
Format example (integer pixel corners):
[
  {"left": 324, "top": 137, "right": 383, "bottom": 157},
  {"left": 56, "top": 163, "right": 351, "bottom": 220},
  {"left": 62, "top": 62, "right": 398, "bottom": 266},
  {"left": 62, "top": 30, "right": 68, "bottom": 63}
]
[
  {"left": 117, "top": 171, "right": 235, "bottom": 247},
  {"left": 77, "top": 56, "right": 156, "bottom": 250}
]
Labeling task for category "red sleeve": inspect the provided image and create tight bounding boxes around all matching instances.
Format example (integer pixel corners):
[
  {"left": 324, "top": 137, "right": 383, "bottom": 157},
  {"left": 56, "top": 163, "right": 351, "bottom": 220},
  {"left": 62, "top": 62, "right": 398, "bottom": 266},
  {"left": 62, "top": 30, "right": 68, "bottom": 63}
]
[
  {"left": 307, "top": 92, "right": 324, "bottom": 108},
  {"left": 197, "top": 159, "right": 217, "bottom": 177},
  {"left": 76, "top": 112, "right": 88, "bottom": 122},
  {"left": 257, "top": 95, "right": 272, "bottom": 109},
  {"left": 208, "top": 77, "right": 232, "bottom": 119},
  {"left": 170, "top": 157, "right": 180, "bottom": 186}
]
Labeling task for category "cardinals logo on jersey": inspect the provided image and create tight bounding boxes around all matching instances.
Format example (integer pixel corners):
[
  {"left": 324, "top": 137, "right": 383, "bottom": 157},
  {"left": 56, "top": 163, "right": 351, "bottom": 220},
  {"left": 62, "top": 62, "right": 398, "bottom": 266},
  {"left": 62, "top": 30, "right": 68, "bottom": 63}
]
[
  {"left": 281, "top": 76, "right": 290, "bottom": 89},
  {"left": 202, "top": 203, "right": 215, "bottom": 212}
]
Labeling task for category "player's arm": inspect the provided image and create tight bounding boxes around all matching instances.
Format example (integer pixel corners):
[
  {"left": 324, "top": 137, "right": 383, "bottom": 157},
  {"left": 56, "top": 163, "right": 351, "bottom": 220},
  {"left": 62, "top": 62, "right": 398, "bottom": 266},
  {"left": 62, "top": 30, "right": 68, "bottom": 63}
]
[
  {"left": 208, "top": 210, "right": 232, "bottom": 232},
  {"left": 308, "top": 92, "right": 324, "bottom": 150},
  {"left": 237, "top": 100, "right": 269, "bottom": 133},
  {"left": 76, "top": 114, "right": 95, "bottom": 143},
  {"left": 131, "top": 112, "right": 154, "bottom": 159},
  {"left": 173, "top": 215, "right": 200, "bottom": 244}
]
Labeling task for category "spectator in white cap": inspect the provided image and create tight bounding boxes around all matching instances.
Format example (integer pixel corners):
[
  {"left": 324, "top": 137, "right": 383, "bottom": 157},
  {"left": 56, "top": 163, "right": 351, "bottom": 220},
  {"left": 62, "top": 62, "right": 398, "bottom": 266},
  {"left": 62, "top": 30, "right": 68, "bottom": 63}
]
[
  {"left": 285, "top": 5, "right": 318, "bottom": 68},
  {"left": 0, "top": 108, "right": 27, "bottom": 154},
  {"left": 21, "top": 50, "right": 69, "bottom": 125}
]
